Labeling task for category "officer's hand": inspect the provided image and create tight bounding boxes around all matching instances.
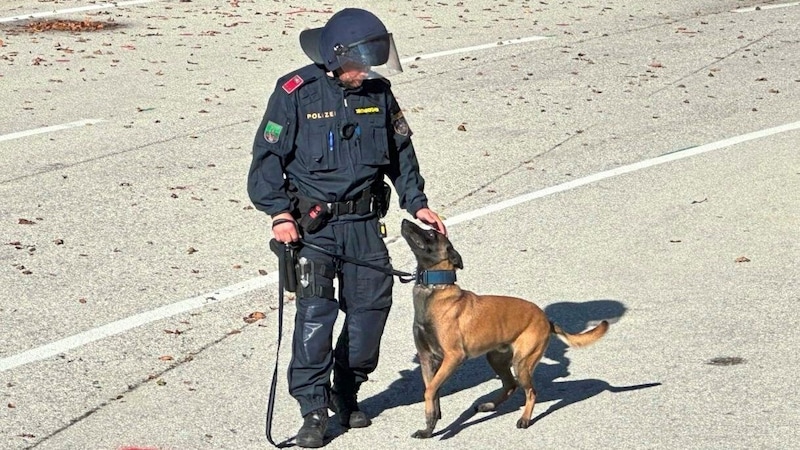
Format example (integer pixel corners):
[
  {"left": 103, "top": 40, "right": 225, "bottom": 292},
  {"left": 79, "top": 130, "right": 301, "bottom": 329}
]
[
  {"left": 415, "top": 208, "right": 447, "bottom": 236},
  {"left": 271, "top": 212, "right": 300, "bottom": 243}
]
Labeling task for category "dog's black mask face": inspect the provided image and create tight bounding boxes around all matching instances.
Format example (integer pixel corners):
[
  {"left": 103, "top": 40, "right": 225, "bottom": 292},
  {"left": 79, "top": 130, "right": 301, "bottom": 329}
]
[{"left": 400, "top": 219, "right": 463, "bottom": 271}]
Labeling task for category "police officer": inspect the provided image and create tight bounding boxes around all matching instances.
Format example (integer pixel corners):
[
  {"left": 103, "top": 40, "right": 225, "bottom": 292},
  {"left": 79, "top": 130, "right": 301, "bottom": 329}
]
[{"left": 248, "top": 8, "right": 446, "bottom": 448}]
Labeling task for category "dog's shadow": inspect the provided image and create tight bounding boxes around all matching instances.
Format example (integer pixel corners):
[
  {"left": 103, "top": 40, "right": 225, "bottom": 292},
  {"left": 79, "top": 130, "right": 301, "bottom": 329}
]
[{"left": 353, "top": 299, "right": 661, "bottom": 440}]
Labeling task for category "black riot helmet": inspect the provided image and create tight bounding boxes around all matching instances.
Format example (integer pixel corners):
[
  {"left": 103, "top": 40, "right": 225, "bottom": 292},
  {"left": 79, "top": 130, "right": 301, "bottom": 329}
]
[{"left": 299, "top": 8, "right": 403, "bottom": 79}]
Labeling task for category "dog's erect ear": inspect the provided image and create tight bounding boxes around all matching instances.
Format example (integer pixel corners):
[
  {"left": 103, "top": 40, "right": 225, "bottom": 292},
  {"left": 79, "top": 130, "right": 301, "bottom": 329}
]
[{"left": 447, "top": 245, "right": 463, "bottom": 270}]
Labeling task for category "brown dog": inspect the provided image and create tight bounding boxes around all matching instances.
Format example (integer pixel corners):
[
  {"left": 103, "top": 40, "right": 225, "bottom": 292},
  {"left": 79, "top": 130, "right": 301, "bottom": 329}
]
[{"left": 400, "top": 219, "right": 609, "bottom": 438}]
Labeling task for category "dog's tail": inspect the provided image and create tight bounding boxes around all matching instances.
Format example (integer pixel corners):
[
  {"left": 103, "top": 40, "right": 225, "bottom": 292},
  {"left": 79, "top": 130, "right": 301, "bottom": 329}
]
[{"left": 550, "top": 320, "right": 609, "bottom": 348}]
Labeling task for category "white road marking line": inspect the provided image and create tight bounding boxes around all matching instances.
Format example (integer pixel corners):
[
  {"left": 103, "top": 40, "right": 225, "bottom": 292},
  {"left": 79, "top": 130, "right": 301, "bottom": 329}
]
[
  {"left": 3, "top": 119, "right": 799, "bottom": 372},
  {"left": 0, "top": 119, "right": 105, "bottom": 143},
  {"left": 0, "top": 274, "right": 278, "bottom": 372},
  {"left": 444, "top": 120, "right": 800, "bottom": 227},
  {"left": 733, "top": 1, "right": 800, "bottom": 12},
  {"left": 0, "top": 0, "right": 157, "bottom": 23},
  {"left": 400, "top": 36, "right": 549, "bottom": 64}
]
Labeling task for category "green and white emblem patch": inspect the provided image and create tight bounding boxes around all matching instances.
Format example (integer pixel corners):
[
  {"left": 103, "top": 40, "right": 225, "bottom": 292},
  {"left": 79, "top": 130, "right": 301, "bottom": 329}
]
[{"left": 264, "top": 121, "right": 283, "bottom": 144}]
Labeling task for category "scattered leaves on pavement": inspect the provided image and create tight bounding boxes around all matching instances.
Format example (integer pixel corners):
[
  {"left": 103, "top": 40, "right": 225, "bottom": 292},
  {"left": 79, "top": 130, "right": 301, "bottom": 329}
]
[{"left": 12, "top": 19, "right": 123, "bottom": 33}]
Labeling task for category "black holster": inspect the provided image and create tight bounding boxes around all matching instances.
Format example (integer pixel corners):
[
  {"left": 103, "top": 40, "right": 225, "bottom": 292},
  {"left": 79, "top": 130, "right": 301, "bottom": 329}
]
[
  {"left": 270, "top": 238, "right": 298, "bottom": 293},
  {"left": 372, "top": 181, "right": 391, "bottom": 219}
]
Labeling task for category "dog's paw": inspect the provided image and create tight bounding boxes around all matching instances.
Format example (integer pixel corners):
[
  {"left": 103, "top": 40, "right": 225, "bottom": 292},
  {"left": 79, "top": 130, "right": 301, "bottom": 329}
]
[
  {"left": 475, "top": 402, "right": 496, "bottom": 413},
  {"left": 515, "top": 418, "right": 532, "bottom": 429},
  {"left": 412, "top": 429, "right": 433, "bottom": 439}
]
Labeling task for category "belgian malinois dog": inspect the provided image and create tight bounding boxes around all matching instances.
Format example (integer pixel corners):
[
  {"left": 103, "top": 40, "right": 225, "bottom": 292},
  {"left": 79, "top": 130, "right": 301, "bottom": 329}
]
[{"left": 400, "top": 219, "right": 609, "bottom": 438}]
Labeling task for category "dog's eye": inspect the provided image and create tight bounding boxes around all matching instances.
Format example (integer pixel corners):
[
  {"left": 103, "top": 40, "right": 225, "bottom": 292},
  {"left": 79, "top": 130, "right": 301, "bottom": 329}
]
[{"left": 427, "top": 230, "right": 436, "bottom": 238}]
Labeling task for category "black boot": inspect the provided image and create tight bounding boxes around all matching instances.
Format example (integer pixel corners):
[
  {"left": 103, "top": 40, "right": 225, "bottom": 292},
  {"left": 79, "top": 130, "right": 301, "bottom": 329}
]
[
  {"left": 329, "top": 387, "right": 371, "bottom": 428},
  {"left": 296, "top": 408, "right": 328, "bottom": 448}
]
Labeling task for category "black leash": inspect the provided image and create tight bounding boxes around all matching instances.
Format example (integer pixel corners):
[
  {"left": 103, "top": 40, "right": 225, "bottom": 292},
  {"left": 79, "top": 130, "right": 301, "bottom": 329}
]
[
  {"left": 298, "top": 238, "right": 417, "bottom": 283},
  {"left": 264, "top": 241, "right": 291, "bottom": 448},
  {"left": 264, "top": 238, "right": 415, "bottom": 447}
]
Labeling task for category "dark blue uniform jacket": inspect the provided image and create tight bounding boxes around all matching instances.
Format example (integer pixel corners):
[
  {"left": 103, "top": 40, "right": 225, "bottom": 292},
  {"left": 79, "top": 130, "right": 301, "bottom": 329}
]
[{"left": 248, "top": 64, "right": 428, "bottom": 218}]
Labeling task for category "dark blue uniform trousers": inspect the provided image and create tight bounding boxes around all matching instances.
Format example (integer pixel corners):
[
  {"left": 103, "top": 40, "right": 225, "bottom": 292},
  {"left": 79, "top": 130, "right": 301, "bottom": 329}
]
[{"left": 289, "top": 216, "right": 393, "bottom": 417}]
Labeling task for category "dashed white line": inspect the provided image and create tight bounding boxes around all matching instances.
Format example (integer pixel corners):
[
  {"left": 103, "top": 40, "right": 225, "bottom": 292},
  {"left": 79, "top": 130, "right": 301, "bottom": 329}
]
[
  {"left": 2, "top": 119, "right": 799, "bottom": 373},
  {"left": 733, "top": 1, "right": 800, "bottom": 12},
  {"left": 0, "top": 0, "right": 158, "bottom": 23},
  {"left": 400, "top": 36, "right": 549, "bottom": 64},
  {"left": 0, "top": 119, "right": 105, "bottom": 143}
]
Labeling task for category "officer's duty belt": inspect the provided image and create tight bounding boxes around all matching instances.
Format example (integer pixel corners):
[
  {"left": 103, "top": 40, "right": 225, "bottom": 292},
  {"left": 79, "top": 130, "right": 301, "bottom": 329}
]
[{"left": 326, "top": 188, "right": 373, "bottom": 216}]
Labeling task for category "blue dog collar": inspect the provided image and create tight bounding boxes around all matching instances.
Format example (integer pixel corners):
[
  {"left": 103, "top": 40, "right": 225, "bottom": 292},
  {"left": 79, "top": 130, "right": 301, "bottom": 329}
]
[{"left": 416, "top": 269, "right": 457, "bottom": 286}]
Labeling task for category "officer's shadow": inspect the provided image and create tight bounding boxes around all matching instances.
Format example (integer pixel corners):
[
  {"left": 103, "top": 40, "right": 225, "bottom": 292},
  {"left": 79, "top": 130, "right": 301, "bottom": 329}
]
[{"left": 342, "top": 299, "right": 661, "bottom": 441}]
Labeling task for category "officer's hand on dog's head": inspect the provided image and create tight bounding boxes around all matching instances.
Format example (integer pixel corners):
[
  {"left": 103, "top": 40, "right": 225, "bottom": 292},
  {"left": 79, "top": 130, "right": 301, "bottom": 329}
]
[{"left": 415, "top": 208, "right": 447, "bottom": 237}]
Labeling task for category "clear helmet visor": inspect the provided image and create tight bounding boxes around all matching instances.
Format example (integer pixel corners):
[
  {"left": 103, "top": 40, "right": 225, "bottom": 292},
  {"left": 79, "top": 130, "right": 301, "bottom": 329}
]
[{"left": 335, "top": 33, "right": 403, "bottom": 79}]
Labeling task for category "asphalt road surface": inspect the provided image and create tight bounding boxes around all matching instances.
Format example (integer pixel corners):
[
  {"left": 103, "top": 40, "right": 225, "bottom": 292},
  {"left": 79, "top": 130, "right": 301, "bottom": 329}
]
[{"left": 1, "top": 1, "right": 798, "bottom": 449}]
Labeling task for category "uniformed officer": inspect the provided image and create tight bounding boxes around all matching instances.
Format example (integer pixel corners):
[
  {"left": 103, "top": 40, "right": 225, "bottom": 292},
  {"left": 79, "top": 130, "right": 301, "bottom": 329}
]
[{"left": 248, "top": 8, "right": 446, "bottom": 448}]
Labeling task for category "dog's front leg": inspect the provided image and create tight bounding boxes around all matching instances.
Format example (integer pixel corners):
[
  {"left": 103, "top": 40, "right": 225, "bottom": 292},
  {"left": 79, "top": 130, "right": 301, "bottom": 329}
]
[
  {"left": 414, "top": 328, "right": 443, "bottom": 421},
  {"left": 412, "top": 355, "right": 463, "bottom": 439},
  {"left": 419, "top": 352, "right": 443, "bottom": 420}
]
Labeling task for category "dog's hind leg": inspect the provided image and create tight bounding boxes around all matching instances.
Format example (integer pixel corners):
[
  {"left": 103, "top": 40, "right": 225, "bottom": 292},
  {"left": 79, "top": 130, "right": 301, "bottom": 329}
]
[
  {"left": 476, "top": 349, "right": 516, "bottom": 412},
  {"left": 411, "top": 354, "right": 464, "bottom": 439},
  {"left": 514, "top": 353, "right": 543, "bottom": 429}
]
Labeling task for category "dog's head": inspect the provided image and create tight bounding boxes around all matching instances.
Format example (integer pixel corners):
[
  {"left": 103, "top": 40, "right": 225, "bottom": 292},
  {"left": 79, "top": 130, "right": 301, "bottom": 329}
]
[{"left": 400, "top": 219, "right": 463, "bottom": 271}]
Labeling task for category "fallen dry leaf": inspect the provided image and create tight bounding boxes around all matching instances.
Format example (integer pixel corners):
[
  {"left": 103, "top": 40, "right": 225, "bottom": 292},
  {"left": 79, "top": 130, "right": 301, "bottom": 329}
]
[
  {"left": 159, "top": 355, "right": 174, "bottom": 361},
  {"left": 18, "top": 218, "right": 36, "bottom": 225},
  {"left": 735, "top": 256, "right": 751, "bottom": 263},
  {"left": 457, "top": 124, "right": 467, "bottom": 131},
  {"left": 244, "top": 311, "right": 266, "bottom": 324},
  {"left": 187, "top": 247, "right": 198, "bottom": 254}
]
